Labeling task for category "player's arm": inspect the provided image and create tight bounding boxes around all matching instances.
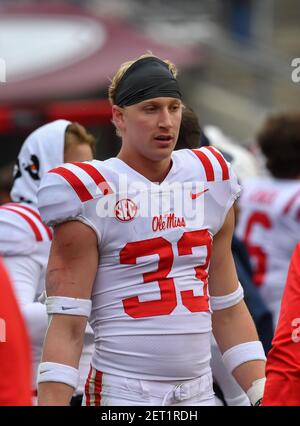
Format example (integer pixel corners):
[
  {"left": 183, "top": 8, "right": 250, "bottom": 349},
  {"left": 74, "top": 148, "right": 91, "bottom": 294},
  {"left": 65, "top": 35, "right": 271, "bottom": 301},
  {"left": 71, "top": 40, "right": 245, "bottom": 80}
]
[
  {"left": 37, "top": 220, "right": 98, "bottom": 406},
  {"left": 4, "top": 256, "right": 47, "bottom": 332},
  {"left": 209, "top": 206, "right": 266, "bottom": 405},
  {"left": 4, "top": 255, "right": 48, "bottom": 392}
]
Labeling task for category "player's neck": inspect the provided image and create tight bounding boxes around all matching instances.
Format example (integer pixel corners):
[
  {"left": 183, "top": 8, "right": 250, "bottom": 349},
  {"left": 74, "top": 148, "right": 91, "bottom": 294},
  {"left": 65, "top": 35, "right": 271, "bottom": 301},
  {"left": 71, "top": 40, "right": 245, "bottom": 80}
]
[{"left": 117, "top": 150, "right": 172, "bottom": 184}]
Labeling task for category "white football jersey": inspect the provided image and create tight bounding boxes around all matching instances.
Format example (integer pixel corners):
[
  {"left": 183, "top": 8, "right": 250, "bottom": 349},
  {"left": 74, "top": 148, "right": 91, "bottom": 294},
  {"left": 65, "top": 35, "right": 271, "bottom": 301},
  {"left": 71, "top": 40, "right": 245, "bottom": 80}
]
[
  {"left": 236, "top": 176, "right": 300, "bottom": 324},
  {"left": 38, "top": 147, "right": 240, "bottom": 380},
  {"left": 0, "top": 202, "right": 52, "bottom": 296}
]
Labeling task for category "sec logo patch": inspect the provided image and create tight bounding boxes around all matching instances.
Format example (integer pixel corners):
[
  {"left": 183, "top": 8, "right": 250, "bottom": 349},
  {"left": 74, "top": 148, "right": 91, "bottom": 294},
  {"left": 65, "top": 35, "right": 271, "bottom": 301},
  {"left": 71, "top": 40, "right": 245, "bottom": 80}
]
[{"left": 114, "top": 199, "right": 138, "bottom": 222}]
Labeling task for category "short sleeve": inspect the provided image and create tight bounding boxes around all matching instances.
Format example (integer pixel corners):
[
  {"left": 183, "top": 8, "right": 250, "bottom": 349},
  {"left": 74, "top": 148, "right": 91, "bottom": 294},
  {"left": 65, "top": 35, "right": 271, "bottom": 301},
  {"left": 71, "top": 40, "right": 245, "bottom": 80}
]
[
  {"left": 224, "top": 160, "right": 242, "bottom": 217},
  {"left": 38, "top": 171, "right": 82, "bottom": 226},
  {"left": 0, "top": 209, "right": 38, "bottom": 256}
]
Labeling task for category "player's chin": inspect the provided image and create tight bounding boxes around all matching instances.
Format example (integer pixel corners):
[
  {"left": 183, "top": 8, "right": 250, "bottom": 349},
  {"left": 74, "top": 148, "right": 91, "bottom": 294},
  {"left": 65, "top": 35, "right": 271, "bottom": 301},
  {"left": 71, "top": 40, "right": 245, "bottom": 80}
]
[{"left": 151, "top": 146, "right": 174, "bottom": 161}]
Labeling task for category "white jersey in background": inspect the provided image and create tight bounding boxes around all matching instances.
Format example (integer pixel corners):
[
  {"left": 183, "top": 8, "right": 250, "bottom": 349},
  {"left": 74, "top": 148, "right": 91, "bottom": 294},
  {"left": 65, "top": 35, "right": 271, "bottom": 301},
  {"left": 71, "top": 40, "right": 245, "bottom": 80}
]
[
  {"left": 0, "top": 203, "right": 51, "bottom": 388},
  {"left": 0, "top": 120, "right": 94, "bottom": 396},
  {"left": 38, "top": 147, "right": 240, "bottom": 381},
  {"left": 236, "top": 176, "right": 300, "bottom": 325}
]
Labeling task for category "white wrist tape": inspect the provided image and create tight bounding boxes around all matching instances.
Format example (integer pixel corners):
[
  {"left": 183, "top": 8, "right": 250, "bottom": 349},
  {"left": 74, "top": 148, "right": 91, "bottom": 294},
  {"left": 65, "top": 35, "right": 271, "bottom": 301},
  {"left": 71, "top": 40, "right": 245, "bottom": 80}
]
[
  {"left": 37, "top": 362, "right": 79, "bottom": 389},
  {"left": 246, "top": 377, "right": 266, "bottom": 406},
  {"left": 222, "top": 341, "right": 266, "bottom": 374},
  {"left": 210, "top": 282, "right": 244, "bottom": 311},
  {"left": 46, "top": 296, "right": 92, "bottom": 317}
]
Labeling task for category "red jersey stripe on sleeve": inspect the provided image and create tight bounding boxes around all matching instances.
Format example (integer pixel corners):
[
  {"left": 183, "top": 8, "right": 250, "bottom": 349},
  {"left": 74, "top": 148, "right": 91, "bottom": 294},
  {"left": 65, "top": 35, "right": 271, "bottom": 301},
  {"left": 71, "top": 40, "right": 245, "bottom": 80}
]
[
  {"left": 7, "top": 203, "right": 52, "bottom": 240},
  {"left": 71, "top": 162, "right": 113, "bottom": 195},
  {"left": 205, "top": 146, "right": 230, "bottom": 180},
  {"left": 192, "top": 149, "right": 215, "bottom": 181},
  {"left": 49, "top": 167, "right": 93, "bottom": 202},
  {"left": 0, "top": 206, "right": 43, "bottom": 241}
]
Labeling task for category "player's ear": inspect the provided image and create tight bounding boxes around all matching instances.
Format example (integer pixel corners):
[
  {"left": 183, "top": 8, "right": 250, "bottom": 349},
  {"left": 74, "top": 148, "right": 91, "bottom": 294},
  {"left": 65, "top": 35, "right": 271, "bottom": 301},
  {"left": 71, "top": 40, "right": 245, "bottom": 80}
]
[{"left": 112, "top": 105, "right": 125, "bottom": 132}]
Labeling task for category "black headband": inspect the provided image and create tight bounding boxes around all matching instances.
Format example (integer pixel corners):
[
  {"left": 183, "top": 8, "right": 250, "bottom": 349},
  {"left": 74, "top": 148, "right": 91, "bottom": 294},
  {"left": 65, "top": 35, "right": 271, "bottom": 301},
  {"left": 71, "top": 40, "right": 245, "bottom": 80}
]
[{"left": 114, "top": 57, "right": 182, "bottom": 107}]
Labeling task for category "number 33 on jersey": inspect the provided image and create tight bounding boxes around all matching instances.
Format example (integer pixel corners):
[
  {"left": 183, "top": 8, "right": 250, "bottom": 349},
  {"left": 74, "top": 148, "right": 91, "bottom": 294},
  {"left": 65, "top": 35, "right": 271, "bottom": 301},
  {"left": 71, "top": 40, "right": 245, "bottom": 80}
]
[{"left": 38, "top": 147, "right": 240, "bottom": 334}]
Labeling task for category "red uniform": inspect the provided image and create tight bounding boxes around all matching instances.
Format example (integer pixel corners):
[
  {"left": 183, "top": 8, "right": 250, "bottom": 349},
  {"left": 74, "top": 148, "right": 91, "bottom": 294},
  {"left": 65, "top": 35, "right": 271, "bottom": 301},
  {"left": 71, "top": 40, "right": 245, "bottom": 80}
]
[
  {"left": 262, "top": 243, "right": 300, "bottom": 405},
  {"left": 0, "top": 258, "right": 32, "bottom": 405}
]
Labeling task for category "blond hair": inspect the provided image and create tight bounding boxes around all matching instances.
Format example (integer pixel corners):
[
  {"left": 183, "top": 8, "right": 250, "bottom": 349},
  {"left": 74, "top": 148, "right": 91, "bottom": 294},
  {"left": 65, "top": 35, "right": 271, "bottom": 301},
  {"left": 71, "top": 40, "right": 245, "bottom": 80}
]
[
  {"left": 108, "top": 53, "right": 178, "bottom": 106},
  {"left": 64, "top": 122, "right": 96, "bottom": 157}
]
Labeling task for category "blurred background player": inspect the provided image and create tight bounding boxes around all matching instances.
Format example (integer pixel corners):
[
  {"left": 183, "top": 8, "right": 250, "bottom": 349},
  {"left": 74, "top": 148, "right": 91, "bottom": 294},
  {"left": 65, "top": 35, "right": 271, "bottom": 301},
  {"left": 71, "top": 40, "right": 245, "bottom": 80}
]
[
  {"left": 175, "top": 107, "right": 202, "bottom": 150},
  {"left": 0, "top": 120, "right": 96, "bottom": 404},
  {"left": 236, "top": 112, "right": 300, "bottom": 329},
  {"left": 262, "top": 242, "right": 300, "bottom": 406},
  {"left": 0, "top": 258, "right": 32, "bottom": 406},
  {"left": 37, "top": 54, "right": 265, "bottom": 406}
]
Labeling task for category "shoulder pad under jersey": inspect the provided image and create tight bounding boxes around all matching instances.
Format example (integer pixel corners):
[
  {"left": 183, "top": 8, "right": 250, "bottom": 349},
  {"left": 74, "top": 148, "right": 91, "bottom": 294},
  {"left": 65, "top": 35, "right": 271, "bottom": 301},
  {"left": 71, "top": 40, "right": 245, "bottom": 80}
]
[{"left": 38, "top": 161, "right": 112, "bottom": 226}]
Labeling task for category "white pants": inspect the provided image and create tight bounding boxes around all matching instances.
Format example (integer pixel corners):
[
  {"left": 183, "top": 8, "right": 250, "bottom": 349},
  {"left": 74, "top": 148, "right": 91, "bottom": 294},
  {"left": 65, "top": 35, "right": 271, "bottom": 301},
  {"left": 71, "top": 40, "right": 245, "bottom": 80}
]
[
  {"left": 83, "top": 368, "right": 216, "bottom": 406},
  {"left": 76, "top": 338, "right": 94, "bottom": 395}
]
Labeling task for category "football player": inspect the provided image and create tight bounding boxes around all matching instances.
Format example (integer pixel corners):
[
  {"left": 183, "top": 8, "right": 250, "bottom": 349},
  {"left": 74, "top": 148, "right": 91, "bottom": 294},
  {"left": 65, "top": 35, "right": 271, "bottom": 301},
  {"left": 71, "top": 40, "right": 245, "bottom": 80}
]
[
  {"left": 262, "top": 242, "right": 300, "bottom": 405},
  {"left": 0, "top": 258, "right": 32, "bottom": 405},
  {"left": 37, "top": 55, "right": 266, "bottom": 406},
  {"left": 0, "top": 120, "right": 95, "bottom": 403},
  {"left": 236, "top": 112, "right": 300, "bottom": 328}
]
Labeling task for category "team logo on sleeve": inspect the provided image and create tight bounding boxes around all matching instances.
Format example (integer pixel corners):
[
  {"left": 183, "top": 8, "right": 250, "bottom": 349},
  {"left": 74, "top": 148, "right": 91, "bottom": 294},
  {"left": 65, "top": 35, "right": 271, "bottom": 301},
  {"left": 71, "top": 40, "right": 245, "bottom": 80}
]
[{"left": 114, "top": 199, "right": 138, "bottom": 222}]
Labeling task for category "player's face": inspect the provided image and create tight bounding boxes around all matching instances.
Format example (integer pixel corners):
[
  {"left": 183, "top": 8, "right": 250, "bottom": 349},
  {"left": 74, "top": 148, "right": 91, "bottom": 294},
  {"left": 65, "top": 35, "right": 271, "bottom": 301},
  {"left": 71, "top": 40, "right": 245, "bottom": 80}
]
[
  {"left": 113, "top": 97, "right": 182, "bottom": 162},
  {"left": 64, "top": 143, "right": 93, "bottom": 163}
]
